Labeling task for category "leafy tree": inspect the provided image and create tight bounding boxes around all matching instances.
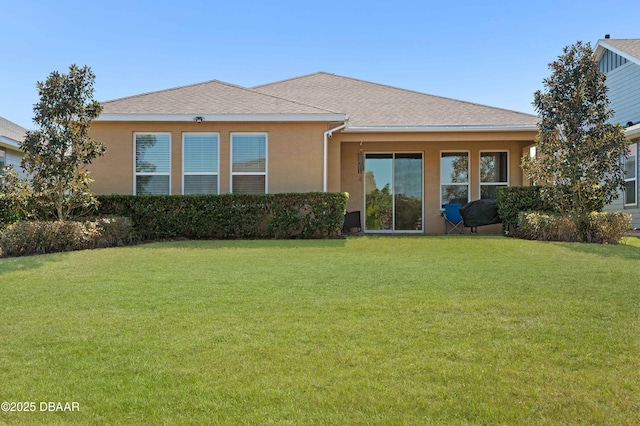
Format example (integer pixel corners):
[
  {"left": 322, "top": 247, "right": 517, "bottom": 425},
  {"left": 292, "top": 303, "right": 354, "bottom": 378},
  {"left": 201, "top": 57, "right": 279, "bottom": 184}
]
[
  {"left": 15, "top": 64, "right": 105, "bottom": 220},
  {"left": 522, "top": 41, "right": 628, "bottom": 217}
]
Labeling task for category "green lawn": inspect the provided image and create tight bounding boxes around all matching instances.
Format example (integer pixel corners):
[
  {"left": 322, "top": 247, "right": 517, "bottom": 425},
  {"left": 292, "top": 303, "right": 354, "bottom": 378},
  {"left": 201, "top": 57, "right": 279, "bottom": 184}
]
[{"left": 1, "top": 236, "right": 639, "bottom": 425}]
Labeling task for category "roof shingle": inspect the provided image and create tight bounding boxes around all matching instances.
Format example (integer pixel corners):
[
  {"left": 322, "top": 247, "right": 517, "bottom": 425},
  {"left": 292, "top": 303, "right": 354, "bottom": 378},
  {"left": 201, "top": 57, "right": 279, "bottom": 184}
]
[
  {"left": 101, "top": 79, "right": 339, "bottom": 115},
  {"left": 0, "top": 116, "right": 27, "bottom": 144},
  {"left": 253, "top": 72, "right": 538, "bottom": 127},
  {"left": 599, "top": 39, "right": 640, "bottom": 62},
  {"left": 100, "top": 72, "right": 538, "bottom": 127}
]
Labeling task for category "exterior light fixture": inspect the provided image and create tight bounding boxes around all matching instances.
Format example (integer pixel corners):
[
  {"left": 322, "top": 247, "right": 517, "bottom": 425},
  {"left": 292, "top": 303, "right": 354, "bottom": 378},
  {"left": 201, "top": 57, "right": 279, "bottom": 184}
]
[{"left": 194, "top": 116, "right": 204, "bottom": 123}]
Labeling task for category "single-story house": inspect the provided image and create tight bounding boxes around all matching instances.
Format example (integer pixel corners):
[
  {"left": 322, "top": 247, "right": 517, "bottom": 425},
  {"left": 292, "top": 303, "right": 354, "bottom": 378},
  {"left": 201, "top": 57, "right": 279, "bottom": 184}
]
[
  {"left": 0, "top": 116, "right": 27, "bottom": 180},
  {"left": 595, "top": 37, "right": 640, "bottom": 228},
  {"left": 89, "top": 72, "right": 539, "bottom": 234}
]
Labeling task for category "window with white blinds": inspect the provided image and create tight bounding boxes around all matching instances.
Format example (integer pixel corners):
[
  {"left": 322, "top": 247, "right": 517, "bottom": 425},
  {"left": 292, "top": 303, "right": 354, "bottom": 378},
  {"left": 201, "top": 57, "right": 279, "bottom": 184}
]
[
  {"left": 135, "top": 133, "right": 171, "bottom": 195},
  {"left": 231, "top": 133, "right": 267, "bottom": 194},
  {"left": 183, "top": 133, "right": 219, "bottom": 195}
]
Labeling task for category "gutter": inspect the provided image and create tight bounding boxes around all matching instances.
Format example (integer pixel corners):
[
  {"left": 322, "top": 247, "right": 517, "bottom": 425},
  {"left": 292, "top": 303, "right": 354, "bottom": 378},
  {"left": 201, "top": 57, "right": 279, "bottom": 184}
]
[
  {"left": 342, "top": 124, "right": 539, "bottom": 133},
  {"left": 0, "top": 136, "right": 22, "bottom": 150},
  {"left": 625, "top": 123, "right": 640, "bottom": 139},
  {"left": 96, "top": 113, "right": 347, "bottom": 122},
  {"left": 323, "top": 122, "right": 348, "bottom": 192}
]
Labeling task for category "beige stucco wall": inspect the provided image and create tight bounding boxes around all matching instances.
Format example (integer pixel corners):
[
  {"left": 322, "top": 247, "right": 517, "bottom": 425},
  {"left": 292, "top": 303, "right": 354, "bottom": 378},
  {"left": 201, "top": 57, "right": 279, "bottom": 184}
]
[
  {"left": 334, "top": 131, "right": 537, "bottom": 234},
  {"left": 89, "top": 121, "right": 536, "bottom": 235},
  {"left": 89, "top": 121, "right": 330, "bottom": 195}
]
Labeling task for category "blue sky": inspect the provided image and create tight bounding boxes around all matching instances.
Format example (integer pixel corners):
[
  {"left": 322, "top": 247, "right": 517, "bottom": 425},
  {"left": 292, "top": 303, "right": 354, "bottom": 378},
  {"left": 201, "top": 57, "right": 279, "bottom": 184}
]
[{"left": 1, "top": 0, "right": 639, "bottom": 130}]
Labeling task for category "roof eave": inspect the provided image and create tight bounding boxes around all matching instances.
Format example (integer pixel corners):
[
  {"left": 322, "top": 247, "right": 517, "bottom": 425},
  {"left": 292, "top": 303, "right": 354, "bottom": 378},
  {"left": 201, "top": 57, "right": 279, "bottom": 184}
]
[
  {"left": 625, "top": 123, "right": 640, "bottom": 139},
  {"left": 0, "top": 136, "right": 22, "bottom": 150},
  {"left": 594, "top": 40, "right": 640, "bottom": 66},
  {"left": 342, "top": 124, "right": 539, "bottom": 133},
  {"left": 96, "top": 113, "right": 348, "bottom": 122}
]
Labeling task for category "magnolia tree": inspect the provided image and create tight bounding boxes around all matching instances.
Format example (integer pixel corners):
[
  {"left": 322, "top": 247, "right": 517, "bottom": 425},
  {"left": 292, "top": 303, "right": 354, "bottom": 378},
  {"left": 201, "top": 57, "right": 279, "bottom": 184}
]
[
  {"left": 522, "top": 41, "right": 628, "bottom": 217},
  {"left": 6, "top": 65, "right": 105, "bottom": 220}
]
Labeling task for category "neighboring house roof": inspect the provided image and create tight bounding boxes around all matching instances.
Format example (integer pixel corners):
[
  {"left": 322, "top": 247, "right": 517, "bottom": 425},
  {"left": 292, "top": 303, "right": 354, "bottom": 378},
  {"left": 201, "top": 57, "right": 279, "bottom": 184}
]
[
  {"left": 253, "top": 72, "right": 538, "bottom": 129},
  {"left": 100, "top": 79, "right": 345, "bottom": 122},
  {"left": 595, "top": 38, "right": 640, "bottom": 66},
  {"left": 0, "top": 116, "right": 27, "bottom": 150}
]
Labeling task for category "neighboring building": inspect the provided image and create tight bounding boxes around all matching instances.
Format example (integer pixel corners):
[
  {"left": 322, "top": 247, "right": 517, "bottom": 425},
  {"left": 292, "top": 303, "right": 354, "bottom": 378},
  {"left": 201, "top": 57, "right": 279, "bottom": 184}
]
[
  {"left": 89, "top": 72, "right": 539, "bottom": 234},
  {"left": 0, "top": 116, "right": 27, "bottom": 180},
  {"left": 595, "top": 37, "right": 640, "bottom": 228}
]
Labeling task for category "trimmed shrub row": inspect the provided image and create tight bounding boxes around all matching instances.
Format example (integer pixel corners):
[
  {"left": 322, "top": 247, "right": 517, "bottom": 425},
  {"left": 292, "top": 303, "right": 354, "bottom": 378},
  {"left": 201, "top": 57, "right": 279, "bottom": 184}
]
[
  {"left": 517, "top": 212, "right": 631, "bottom": 244},
  {"left": 495, "top": 186, "right": 554, "bottom": 225},
  {"left": 94, "top": 192, "right": 349, "bottom": 241},
  {"left": 0, "top": 216, "right": 133, "bottom": 257}
]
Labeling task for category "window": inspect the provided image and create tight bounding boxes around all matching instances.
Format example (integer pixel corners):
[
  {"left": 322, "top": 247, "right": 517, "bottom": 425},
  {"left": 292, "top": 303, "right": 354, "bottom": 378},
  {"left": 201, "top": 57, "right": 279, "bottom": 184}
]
[
  {"left": 625, "top": 142, "right": 637, "bottom": 206},
  {"left": 480, "top": 151, "right": 508, "bottom": 200},
  {"left": 364, "top": 153, "right": 423, "bottom": 232},
  {"left": 0, "top": 148, "right": 5, "bottom": 175},
  {"left": 135, "top": 133, "right": 171, "bottom": 195},
  {"left": 440, "top": 152, "right": 469, "bottom": 207},
  {"left": 183, "top": 133, "right": 219, "bottom": 194},
  {"left": 231, "top": 133, "right": 267, "bottom": 194}
]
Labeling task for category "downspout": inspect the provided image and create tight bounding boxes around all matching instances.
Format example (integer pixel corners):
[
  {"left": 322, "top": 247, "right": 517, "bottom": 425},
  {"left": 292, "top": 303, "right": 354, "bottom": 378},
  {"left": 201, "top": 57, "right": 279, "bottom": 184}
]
[{"left": 323, "top": 122, "right": 348, "bottom": 192}]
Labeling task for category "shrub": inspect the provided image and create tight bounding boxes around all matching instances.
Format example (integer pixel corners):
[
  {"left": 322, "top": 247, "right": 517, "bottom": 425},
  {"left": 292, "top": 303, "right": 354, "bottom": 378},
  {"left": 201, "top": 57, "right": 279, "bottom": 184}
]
[
  {"left": 516, "top": 212, "right": 579, "bottom": 242},
  {"left": 516, "top": 211, "right": 630, "bottom": 244},
  {"left": 0, "top": 194, "right": 22, "bottom": 230},
  {"left": 95, "top": 193, "right": 348, "bottom": 241},
  {"left": 496, "top": 186, "right": 554, "bottom": 225},
  {"left": 0, "top": 216, "right": 132, "bottom": 257},
  {"left": 584, "top": 212, "right": 631, "bottom": 244}
]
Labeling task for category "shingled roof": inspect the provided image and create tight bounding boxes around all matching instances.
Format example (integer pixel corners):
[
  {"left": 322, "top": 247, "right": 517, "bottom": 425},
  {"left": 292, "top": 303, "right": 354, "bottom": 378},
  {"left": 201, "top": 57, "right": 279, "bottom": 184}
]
[
  {"left": 101, "top": 79, "right": 341, "bottom": 117},
  {"left": 0, "top": 116, "right": 27, "bottom": 148},
  {"left": 595, "top": 38, "right": 640, "bottom": 65},
  {"left": 99, "top": 72, "right": 538, "bottom": 128},
  {"left": 253, "top": 72, "right": 538, "bottom": 128}
]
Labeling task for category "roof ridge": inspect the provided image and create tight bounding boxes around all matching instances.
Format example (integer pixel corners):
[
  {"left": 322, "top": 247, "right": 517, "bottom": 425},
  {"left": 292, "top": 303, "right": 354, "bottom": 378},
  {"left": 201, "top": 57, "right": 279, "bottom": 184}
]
[
  {"left": 257, "top": 72, "right": 537, "bottom": 118},
  {"left": 253, "top": 72, "right": 350, "bottom": 114},
  {"left": 212, "top": 79, "right": 341, "bottom": 114},
  {"left": 326, "top": 73, "right": 538, "bottom": 117},
  {"left": 101, "top": 77, "right": 341, "bottom": 114},
  {"left": 252, "top": 71, "right": 333, "bottom": 89},
  {"left": 101, "top": 79, "right": 228, "bottom": 104}
]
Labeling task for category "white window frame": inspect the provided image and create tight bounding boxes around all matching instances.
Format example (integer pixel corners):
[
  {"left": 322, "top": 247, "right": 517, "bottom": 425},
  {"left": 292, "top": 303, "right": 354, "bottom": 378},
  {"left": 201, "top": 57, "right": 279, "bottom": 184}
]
[
  {"left": 182, "top": 132, "right": 220, "bottom": 195},
  {"left": 440, "top": 150, "right": 470, "bottom": 208},
  {"left": 133, "top": 132, "right": 171, "bottom": 195},
  {"left": 230, "top": 132, "right": 268, "bottom": 194},
  {"left": 479, "top": 150, "right": 510, "bottom": 200},
  {"left": 624, "top": 142, "right": 637, "bottom": 206}
]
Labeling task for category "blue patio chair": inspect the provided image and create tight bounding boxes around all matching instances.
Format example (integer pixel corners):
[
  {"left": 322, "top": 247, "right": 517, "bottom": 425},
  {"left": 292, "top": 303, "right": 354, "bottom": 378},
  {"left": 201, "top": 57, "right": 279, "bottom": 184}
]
[{"left": 442, "top": 203, "right": 464, "bottom": 234}]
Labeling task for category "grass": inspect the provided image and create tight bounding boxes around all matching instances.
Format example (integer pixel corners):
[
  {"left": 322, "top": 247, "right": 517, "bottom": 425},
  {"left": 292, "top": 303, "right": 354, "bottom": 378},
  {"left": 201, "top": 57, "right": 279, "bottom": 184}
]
[{"left": 1, "top": 236, "right": 639, "bottom": 425}]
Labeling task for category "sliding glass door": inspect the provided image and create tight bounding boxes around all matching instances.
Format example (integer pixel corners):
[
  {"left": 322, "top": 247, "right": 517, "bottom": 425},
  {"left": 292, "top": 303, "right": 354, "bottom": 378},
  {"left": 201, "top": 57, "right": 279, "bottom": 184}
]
[{"left": 365, "top": 153, "right": 423, "bottom": 232}]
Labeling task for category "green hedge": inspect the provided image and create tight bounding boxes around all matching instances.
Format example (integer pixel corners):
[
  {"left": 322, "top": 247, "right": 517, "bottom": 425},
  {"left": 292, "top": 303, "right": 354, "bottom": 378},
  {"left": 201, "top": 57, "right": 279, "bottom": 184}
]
[
  {"left": 0, "top": 195, "right": 21, "bottom": 230},
  {"left": 94, "top": 192, "right": 349, "bottom": 241},
  {"left": 496, "top": 186, "right": 554, "bottom": 225}
]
